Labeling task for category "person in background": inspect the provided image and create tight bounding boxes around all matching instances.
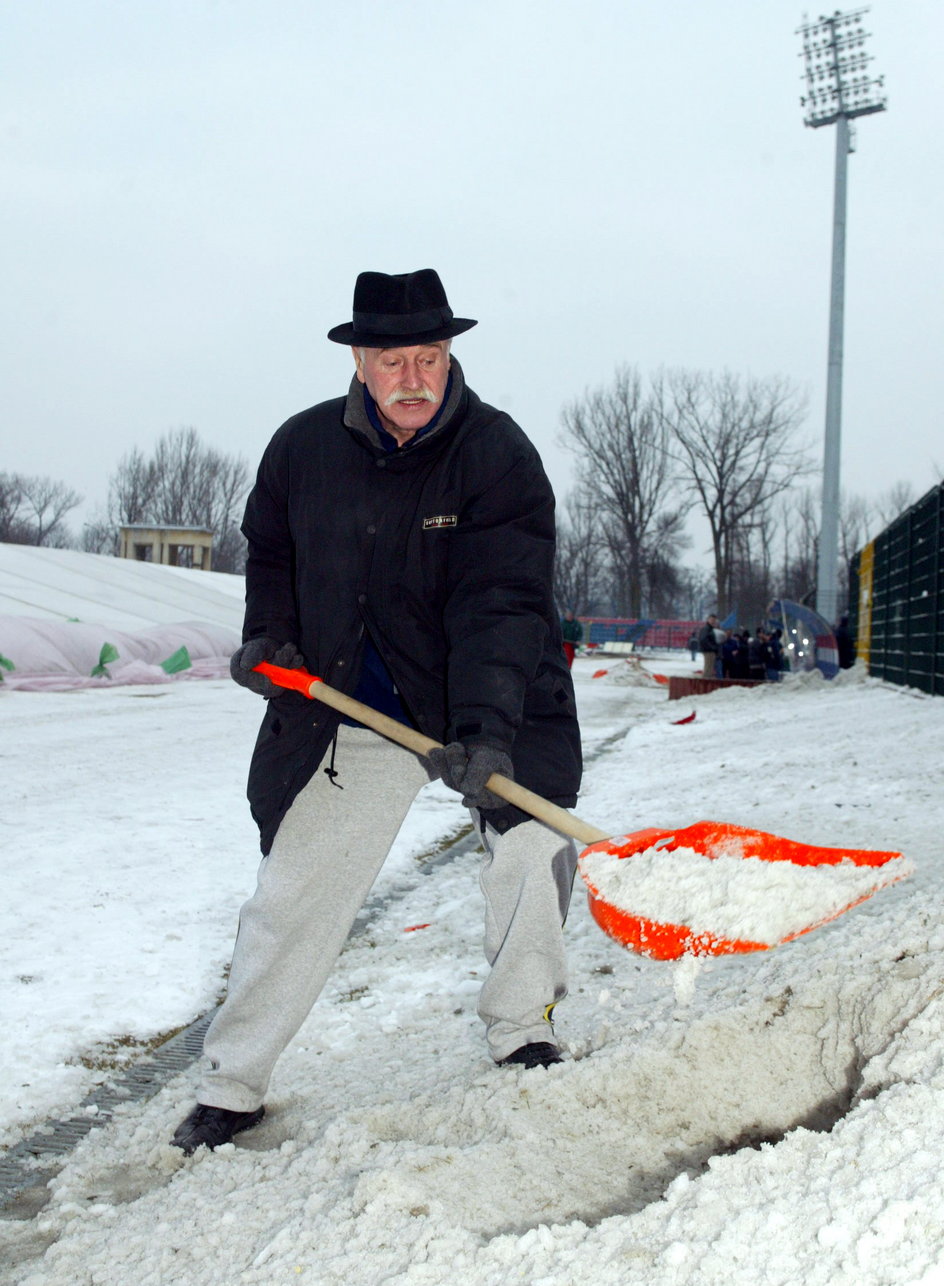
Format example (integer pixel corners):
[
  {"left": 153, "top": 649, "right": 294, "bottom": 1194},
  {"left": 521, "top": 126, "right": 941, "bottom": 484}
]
[
  {"left": 766, "top": 627, "right": 784, "bottom": 682},
  {"left": 698, "top": 614, "right": 721, "bottom": 678},
  {"left": 748, "top": 627, "right": 769, "bottom": 682},
  {"left": 734, "top": 629, "right": 751, "bottom": 679},
  {"left": 688, "top": 631, "right": 699, "bottom": 662},
  {"left": 721, "top": 630, "right": 740, "bottom": 679},
  {"left": 835, "top": 615, "right": 856, "bottom": 669},
  {"left": 561, "top": 610, "right": 583, "bottom": 668},
  {"left": 713, "top": 621, "right": 726, "bottom": 674}
]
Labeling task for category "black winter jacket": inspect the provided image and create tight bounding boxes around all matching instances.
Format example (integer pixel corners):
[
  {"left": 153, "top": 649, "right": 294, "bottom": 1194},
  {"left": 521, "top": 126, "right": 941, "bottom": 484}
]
[
  {"left": 698, "top": 622, "right": 719, "bottom": 654},
  {"left": 240, "top": 360, "right": 582, "bottom": 854}
]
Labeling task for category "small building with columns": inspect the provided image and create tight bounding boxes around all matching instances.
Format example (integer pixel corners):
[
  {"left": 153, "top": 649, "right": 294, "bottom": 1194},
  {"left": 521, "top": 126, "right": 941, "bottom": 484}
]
[{"left": 118, "top": 524, "right": 213, "bottom": 571}]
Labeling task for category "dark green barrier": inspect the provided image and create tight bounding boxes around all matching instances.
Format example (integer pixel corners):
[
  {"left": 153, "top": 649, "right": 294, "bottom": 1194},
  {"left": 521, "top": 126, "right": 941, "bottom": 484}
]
[{"left": 851, "top": 482, "right": 944, "bottom": 696}]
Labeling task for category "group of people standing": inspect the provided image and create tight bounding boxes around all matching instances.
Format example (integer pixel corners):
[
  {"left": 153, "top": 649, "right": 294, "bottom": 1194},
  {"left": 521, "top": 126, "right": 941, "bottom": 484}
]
[{"left": 695, "top": 615, "right": 785, "bottom": 682}]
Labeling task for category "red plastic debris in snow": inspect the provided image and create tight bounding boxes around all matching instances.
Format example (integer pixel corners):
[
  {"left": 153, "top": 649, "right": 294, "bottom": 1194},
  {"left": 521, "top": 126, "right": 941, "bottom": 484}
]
[
  {"left": 403, "top": 923, "right": 431, "bottom": 933},
  {"left": 652, "top": 673, "right": 670, "bottom": 685},
  {"left": 592, "top": 669, "right": 609, "bottom": 679},
  {"left": 672, "top": 711, "right": 697, "bottom": 725}
]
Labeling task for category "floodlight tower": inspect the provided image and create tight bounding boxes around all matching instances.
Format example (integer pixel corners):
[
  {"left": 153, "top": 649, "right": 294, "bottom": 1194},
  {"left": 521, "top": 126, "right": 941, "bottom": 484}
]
[{"left": 798, "top": 7, "right": 886, "bottom": 624}]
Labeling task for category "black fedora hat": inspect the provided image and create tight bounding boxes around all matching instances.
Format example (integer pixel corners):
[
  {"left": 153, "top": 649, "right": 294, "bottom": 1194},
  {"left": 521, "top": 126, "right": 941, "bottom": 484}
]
[{"left": 327, "top": 268, "right": 477, "bottom": 347}]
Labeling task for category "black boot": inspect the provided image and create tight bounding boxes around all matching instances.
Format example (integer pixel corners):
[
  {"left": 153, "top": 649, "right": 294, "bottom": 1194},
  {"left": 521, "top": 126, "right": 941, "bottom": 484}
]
[
  {"left": 171, "top": 1103, "right": 265, "bottom": 1154},
  {"left": 498, "top": 1042, "right": 563, "bottom": 1069}
]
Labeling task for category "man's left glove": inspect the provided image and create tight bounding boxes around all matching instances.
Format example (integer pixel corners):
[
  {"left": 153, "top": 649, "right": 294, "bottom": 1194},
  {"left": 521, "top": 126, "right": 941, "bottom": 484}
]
[
  {"left": 230, "top": 636, "right": 306, "bottom": 698},
  {"left": 426, "top": 741, "right": 513, "bottom": 811}
]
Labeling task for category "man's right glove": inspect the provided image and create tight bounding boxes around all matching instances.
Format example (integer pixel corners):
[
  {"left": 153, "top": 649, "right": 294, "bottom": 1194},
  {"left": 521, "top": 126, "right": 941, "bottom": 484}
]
[
  {"left": 425, "top": 741, "right": 513, "bottom": 811},
  {"left": 230, "top": 636, "right": 306, "bottom": 698}
]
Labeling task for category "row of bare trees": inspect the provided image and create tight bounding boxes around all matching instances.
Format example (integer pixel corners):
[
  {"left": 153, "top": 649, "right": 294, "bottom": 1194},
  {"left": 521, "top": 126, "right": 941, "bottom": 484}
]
[
  {"left": 0, "top": 473, "right": 83, "bottom": 547},
  {"left": 82, "top": 428, "right": 252, "bottom": 573},
  {"left": 3, "top": 429, "right": 252, "bottom": 572},
  {"left": 555, "top": 365, "right": 917, "bottom": 627},
  {"left": 4, "top": 390, "right": 921, "bottom": 605}
]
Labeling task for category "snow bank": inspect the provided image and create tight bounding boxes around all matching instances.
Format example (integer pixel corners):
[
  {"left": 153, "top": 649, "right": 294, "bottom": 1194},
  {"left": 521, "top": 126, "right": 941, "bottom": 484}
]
[{"left": 2, "top": 651, "right": 944, "bottom": 1283}]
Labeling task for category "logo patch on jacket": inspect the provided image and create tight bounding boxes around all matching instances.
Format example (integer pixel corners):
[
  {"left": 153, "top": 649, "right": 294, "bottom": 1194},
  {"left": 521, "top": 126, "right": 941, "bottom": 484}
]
[{"left": 423, "top": 514, "right": 458, "bottom": 530}]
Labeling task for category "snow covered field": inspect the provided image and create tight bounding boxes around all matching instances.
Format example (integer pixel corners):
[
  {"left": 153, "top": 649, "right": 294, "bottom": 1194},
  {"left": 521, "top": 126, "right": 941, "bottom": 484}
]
[{"left": 3, "top": 638, "right": 944, "bottom": 1283}]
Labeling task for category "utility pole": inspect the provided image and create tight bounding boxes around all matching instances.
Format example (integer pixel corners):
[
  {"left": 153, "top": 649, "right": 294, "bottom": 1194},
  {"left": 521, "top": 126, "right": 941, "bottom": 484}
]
[{"left": 797, "top": 7, "right": 886, "bottom": 625}]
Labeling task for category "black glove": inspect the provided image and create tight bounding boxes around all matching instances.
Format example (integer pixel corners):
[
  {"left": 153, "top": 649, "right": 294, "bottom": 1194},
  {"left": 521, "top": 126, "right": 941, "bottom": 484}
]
[
  {"left": 426, "top": 741, "right": 513, "bottom": 810},
  {"left": 230, "top": 636, "right": 306, "bottom": 698}
]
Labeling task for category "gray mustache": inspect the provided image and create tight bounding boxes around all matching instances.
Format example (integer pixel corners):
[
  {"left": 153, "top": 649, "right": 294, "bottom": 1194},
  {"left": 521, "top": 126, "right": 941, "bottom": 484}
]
[{"left": 384, "top": 386, "right": 439, "bottom": 407}]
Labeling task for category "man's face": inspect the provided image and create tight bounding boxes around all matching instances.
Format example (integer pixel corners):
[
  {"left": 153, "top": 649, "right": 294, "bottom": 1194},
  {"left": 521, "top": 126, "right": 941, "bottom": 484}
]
[{"left": 354, "top": 342, "right": 451, "bottom": 442}]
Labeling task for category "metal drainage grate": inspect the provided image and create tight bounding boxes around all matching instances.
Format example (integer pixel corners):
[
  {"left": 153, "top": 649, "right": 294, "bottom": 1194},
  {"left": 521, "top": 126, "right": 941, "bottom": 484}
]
[
  {"left": 0, "top": 1010, "right": 215, "bottom": 1217},
  {"left": 0, "top": 822, "right": 509, "bottom": 1218}
]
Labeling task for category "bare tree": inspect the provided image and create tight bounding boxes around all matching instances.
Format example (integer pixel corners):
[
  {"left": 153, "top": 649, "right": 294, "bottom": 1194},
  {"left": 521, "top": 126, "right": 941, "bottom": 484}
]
[
  {"left": 872, "top": 480, "right": 917, "bottom": 532},
  {"left": 0, "top": 473, "right": 27, "bottom": 542},
  {"left": 636, "top": 509, "right": 691, "bottom": 617},
  {"left": 554, "top": 488, "right": 606, "bottom": 615},
  {"left": 725, "top": 499, "right": 779, "bottom": 627},
  {"left": 109, "top": 447, "right": 158, "bottom": 525},
  {"left": 81, "top": 509, "right": 119, "bottom": 555},
  {"left": 837, "top": 492, "right": 873, "bottom": 613},
  {"left": 0, "top": 472, "right": 82, "bottom": 546},
  {"left": 105, "top": 428, "right": 251, "bottom": 573},
  {"left": 18, "top": 475, "right": 83, "bottom": 546},
  {"left": 659, "top": 369, "right": 810, "bottom": 616},
  {"left": 778, "top": 488, "right": 818, "bottom": 606},
  {"left": 839, "top": 492, "right": 872, "bottom": 562},
  {"left": 675, "top": 564, "right": 716, "bottom": 621},
  {"left": 559, "top": 366, "right": 683, "bottom": 617},
  {"left": 774, "top": 486, "right": 869, "bottom": 615}
]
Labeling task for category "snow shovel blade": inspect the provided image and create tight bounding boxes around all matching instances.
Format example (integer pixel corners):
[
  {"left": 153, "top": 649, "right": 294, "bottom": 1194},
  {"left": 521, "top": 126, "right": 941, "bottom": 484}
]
[
  {"left": 577, "top": 822, "right": 912, "bottom": 961},
  {"left": 254, "top": 664, "right": 912, "bottom": 962}
]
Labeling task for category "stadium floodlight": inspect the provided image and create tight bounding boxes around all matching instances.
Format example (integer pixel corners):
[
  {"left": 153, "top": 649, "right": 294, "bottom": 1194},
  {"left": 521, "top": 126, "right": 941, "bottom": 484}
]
[{"left": 797, "top": 8, "right": 886, "bottom": 625}]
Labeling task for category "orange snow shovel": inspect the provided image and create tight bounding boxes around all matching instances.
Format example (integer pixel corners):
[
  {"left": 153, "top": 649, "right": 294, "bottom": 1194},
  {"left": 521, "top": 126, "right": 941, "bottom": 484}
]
[
  {"left": 579, "top": 822, "right": 909, "bottom": 960},
  {"left": 255, "top": 662, "right": 910, "bottom": 961}
]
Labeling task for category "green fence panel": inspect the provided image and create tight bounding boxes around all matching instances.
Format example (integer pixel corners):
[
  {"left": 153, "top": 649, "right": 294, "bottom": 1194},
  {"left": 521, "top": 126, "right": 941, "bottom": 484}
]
[{"left": 853, "top": 482, "right": 943, "bottom": 696}]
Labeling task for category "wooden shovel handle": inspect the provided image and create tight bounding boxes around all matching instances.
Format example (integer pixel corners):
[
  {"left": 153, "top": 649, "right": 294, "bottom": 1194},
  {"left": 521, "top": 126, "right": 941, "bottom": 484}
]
[{"left": 254, "top": 660, "right": 607, "bottom": 845}]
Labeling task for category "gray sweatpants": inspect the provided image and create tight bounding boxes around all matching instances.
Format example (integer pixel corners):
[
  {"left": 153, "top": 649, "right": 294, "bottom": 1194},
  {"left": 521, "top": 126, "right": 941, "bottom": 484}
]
[{"left": 200, "top": 727, "right": 578, "bottom": 1111}]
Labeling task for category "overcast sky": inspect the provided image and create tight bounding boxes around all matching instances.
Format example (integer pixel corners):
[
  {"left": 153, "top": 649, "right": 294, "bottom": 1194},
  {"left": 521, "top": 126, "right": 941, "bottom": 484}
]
[{"left": 2, "top": 0, "right": 941, "bottom": 560}]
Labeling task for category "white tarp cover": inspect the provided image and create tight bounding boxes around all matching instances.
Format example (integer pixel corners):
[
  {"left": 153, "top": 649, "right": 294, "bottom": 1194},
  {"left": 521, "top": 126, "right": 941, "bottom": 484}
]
[
  {"left": 0, "top": 617, "right": 239, "bottom": 690},
  {"left": 0, "top": 543, "right": 244, "bottom": 690},
  {"left": 0, "top": 542, "right": 245, "bottom": 631}
]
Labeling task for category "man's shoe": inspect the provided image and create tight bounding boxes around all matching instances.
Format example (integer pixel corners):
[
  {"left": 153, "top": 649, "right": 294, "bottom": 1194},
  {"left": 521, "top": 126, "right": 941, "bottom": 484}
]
[
  {"left": 171, "top": 1103, "right": 265, "bottom": 1154},
  {"left": 498, "top": 1042, "right": 563, "bottom": 1069}
]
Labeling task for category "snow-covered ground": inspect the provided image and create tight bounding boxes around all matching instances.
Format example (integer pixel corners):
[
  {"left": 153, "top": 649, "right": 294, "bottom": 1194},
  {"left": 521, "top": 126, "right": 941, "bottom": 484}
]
[{"left": 3, "top": 629, "right": 944, "bottom": 1283}]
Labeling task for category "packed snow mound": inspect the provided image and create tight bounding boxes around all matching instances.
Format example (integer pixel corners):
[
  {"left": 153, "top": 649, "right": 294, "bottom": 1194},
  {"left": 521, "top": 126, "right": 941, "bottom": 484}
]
[
  {"left": 831, "top": 658, "right": 873, "bottom": 686},
  {"left": 590, "top": 656, "right": 664, "bottom": 687}
]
